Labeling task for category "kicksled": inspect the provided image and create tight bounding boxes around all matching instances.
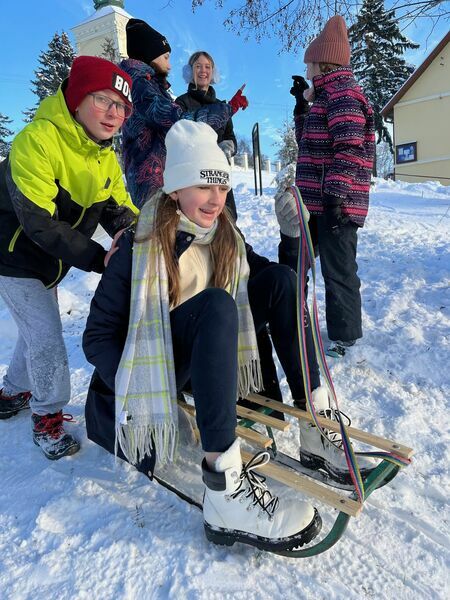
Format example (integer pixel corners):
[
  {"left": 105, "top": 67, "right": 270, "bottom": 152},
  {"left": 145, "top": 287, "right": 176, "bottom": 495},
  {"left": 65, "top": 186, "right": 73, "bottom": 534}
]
[
  {"left": 154, "top": 186, "right": 413, "bottom": 557},
  {"left": 152, "top": 391, "right": 414, "bottom": 558}
]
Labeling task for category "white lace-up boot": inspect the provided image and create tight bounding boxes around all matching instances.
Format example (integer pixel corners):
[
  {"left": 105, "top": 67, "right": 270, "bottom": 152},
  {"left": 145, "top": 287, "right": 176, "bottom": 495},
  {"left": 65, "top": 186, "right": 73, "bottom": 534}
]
[
  {"left": 202, "top": 439, "right": 321, "bottom": 551},
  {"left": 299, "top": 387, "right": 379, "bottom": 484}
]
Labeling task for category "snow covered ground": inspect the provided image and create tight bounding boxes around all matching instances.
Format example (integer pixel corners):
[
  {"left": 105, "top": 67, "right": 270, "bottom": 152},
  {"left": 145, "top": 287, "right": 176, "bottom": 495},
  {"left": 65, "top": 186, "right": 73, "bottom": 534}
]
[{"left": 0, "top": 171, "right": 449, "bottom": 599}]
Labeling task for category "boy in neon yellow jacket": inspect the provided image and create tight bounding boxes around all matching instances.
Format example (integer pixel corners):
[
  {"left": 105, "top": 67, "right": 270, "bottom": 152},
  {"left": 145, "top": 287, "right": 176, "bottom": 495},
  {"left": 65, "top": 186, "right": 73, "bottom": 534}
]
[{"left": 0, "top": 56, "right": 139, "bottom": 459}]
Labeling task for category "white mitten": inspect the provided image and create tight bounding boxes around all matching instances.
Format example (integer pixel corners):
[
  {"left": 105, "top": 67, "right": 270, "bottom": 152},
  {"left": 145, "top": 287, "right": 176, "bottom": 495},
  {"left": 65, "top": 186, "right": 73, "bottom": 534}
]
[
  {"left": 275, "top": 191, "right": 310, "bottom": 237},
  {"left": 218, "top": 140, "right": 235, "bottom": 158}
]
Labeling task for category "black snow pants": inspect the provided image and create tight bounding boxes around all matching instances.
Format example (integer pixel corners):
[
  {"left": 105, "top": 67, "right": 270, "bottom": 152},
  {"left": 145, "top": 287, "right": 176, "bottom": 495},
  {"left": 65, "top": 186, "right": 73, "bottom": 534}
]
[{"left": 309, "top": 215, "right": 362, "bottom": 342}]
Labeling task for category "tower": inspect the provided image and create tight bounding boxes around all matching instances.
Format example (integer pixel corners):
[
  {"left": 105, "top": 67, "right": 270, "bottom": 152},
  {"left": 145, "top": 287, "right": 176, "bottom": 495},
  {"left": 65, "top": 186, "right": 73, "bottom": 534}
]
[{"left": 71, "top": 1, "right": 132, "bottom": 60}]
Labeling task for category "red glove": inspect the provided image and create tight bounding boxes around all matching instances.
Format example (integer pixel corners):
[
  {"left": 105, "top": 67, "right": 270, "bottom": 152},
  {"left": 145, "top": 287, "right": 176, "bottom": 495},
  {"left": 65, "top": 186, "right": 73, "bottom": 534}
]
[{"left": 229, "top": 85, "right": 249, "bottom": 115}]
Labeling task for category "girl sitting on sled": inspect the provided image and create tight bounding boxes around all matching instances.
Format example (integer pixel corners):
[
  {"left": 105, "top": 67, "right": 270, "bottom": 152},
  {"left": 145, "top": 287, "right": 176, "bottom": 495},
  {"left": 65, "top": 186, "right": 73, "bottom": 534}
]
[{"left": 82, "top": 120, "right": 375, "bottom": 550}]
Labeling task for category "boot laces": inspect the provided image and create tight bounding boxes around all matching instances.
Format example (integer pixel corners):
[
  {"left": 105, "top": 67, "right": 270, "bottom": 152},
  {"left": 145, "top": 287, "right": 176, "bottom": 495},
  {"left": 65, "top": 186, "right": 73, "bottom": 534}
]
[
  {"left": 34, "top": 412, "right": 75, "bottom": 439},
  {"left": 320, "top": 408, "right": 351, "bottom": 451},
  {"left": 230, "top": 452, "right": 279, "bottom": 519}
]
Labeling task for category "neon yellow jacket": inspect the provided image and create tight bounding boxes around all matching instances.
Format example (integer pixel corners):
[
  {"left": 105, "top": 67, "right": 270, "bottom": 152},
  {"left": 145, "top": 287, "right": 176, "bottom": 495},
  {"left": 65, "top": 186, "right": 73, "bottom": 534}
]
[{"left": 0, "top": 85, "right": 138, "bottom": 287}]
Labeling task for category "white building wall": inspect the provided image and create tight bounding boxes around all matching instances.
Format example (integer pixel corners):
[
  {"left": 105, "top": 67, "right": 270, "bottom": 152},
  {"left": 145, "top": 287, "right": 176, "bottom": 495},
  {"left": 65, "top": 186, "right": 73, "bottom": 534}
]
[{"left": 71, "top": 6, "right": 131, "bottom": 59}]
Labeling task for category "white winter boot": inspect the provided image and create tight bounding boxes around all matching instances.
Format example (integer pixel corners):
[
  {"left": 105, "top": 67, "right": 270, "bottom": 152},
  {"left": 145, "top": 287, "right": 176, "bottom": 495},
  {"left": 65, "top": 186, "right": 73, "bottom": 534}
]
[
  {"left": 202, "top": 439, "right": 321, "bottom": 551},
  {"left": 299, "top": 386, "right": 379, "bottom": 484}
]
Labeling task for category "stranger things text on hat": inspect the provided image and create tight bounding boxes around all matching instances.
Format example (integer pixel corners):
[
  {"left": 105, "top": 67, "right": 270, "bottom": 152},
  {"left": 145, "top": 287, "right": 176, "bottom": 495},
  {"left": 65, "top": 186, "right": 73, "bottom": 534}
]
[{"left": 200, "top": 170, "right": 230, "bottom": 186}]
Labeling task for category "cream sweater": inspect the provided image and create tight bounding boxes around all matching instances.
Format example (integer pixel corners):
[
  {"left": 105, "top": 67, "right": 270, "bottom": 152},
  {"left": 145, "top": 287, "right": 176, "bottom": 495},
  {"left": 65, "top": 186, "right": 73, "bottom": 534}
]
[{"left": 176, "top": 242, "right": 213, "bottom": 307}]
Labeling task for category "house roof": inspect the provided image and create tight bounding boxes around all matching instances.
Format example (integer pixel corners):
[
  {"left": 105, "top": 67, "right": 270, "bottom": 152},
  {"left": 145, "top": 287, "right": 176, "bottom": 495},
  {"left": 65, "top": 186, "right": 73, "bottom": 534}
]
[{"left": 381, "top": 29, "right": 450, "bottom": 118}]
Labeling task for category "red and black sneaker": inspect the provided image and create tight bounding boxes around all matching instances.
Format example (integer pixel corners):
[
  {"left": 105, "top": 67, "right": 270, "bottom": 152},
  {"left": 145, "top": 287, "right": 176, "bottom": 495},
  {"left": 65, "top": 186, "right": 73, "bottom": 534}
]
[
  {"left": 32, "top": 411, "right": 80, "bottom": 460},
  {"left": 0, "top": 389, "right": 32, "bottom": 420}
]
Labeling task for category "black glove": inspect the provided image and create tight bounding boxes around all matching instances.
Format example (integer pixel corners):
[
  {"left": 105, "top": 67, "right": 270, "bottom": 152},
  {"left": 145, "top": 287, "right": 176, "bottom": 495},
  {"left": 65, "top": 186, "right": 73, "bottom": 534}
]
[
  {"left": 323, "top": 204, "right": 350, "bottom": 234},
  {"left": 290, "top": 75, "right": 310, "bottom": 116},
  {"left": 290, "top": 75, "right": 309, "bottom": 99}
]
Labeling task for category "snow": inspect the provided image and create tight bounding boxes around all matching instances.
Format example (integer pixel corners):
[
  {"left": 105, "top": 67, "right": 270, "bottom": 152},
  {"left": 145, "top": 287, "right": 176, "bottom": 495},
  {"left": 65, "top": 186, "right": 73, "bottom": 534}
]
[
  {"left": 75, "top": 5, "right": 132, "bottom": 28},
  {"left": 1, "top": 171, "right": 449, "bottom": 599}
]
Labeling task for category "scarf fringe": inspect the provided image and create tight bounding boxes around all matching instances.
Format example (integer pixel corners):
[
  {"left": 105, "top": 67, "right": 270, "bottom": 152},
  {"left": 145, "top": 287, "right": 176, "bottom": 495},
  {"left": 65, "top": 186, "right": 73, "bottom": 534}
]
[
  {"left": 238, "top": 358, "right": 263, "bottom": 398},
  {"left": 115, "top": 421, "right": 178, "bottom": 466}
]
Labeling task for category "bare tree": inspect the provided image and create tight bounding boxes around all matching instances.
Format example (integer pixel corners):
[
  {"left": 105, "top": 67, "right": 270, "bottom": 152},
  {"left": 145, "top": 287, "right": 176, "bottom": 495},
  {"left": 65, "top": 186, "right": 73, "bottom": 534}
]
[
  {"left": 235, "top": 134, "right": 254, "bottom": 166},
  {"left": 192, "top": 1, "right": 449, "bottom": 53},
  {"left": 376, "top": 141, "right": 394, "bottom": 178},
  {"left": 101, "top": 37, "right": 119, "bottom": 63}
]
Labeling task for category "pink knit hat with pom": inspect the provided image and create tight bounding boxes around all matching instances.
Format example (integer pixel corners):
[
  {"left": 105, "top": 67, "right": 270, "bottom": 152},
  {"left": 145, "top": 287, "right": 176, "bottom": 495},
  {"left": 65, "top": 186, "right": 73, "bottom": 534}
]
[{"left": 304, "top": 15, "right": 351, "bottom": 65}]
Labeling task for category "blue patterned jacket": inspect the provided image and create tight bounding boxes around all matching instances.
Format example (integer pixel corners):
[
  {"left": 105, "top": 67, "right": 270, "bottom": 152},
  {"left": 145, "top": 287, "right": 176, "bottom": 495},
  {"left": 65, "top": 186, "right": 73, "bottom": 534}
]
[{"left": 119, "top": 59, "right": 233, "bottom": 209}]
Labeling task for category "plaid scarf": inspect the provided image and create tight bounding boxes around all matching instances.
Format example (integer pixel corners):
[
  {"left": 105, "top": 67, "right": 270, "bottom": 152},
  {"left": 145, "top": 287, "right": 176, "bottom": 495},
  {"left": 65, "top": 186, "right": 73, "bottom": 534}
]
[{"left": 115, "top": 193, "right": 262, "bottom": 466}]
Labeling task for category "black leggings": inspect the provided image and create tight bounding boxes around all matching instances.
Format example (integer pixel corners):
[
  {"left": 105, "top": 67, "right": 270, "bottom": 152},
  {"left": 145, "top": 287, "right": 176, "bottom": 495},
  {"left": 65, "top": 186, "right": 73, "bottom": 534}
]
[{"left": 170, "top": 266, "right": 320, "bottom": 452}]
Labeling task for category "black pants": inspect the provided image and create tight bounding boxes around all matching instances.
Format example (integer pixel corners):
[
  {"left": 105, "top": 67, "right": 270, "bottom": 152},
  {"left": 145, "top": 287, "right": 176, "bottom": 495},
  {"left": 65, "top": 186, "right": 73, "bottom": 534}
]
[
  {"left": 248, "top": 264, "right": 320, "bottom": 406},
  {"left": 171, "top": 288, "right": 238, "bottom": 454},
  {"left": 309, "top": 216, "right": 362, "bottom": 342},
  {"left": 170, "top": 266, "right": 320, "bottom": 452}
]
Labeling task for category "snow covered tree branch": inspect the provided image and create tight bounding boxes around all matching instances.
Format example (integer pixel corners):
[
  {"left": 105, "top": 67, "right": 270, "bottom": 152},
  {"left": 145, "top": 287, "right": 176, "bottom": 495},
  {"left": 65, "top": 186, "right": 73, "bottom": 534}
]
[{"left": 191, "top": 0, "right": 449, "bottom": 52}]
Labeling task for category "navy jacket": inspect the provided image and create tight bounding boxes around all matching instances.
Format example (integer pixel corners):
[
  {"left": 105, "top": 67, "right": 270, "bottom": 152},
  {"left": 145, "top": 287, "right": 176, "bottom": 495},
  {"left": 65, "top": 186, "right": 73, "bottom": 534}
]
[
  {"left": 82, "top": 228, "right": 271, "bottom": 472},
  {"left": 176, "top": 85, "right": 237, "bottom": 152},
  {"left": 119, "top": 59, "right": 233, "bottom": 209}
]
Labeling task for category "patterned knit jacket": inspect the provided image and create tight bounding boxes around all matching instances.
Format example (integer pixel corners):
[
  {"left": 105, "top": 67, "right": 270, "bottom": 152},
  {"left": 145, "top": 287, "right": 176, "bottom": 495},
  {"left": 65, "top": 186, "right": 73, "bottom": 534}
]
[
  {"left": 119, "top": 59, "right": 233, "bottom": 209},
  {"left": 295, "top": 67, "right": 375, "bottom": 227}
]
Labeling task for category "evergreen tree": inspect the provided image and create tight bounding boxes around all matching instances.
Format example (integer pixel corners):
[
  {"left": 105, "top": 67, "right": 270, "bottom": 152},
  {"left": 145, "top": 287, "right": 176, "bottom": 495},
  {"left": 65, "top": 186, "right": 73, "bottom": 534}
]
[
  {"left": 349, "top": 0, "right": 419, "bottom": 155},
  {"left": 273, "top": 119, "right": 298, "bottom": 196},
  {"left": 274, "top": 120, "right": 298, "bottom": 168},
  {"left": 23, "top": 32, "right": 75, "bottom": 122},
  {"left": 0, "top": 113, "right": 14, "bottom": 158}
]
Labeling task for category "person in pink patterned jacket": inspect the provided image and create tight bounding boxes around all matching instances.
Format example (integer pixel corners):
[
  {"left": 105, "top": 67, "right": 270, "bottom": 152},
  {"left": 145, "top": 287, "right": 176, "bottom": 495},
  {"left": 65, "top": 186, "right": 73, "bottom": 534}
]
[{"left": 276, "top": 15, "right": 375, "bottom": 358}]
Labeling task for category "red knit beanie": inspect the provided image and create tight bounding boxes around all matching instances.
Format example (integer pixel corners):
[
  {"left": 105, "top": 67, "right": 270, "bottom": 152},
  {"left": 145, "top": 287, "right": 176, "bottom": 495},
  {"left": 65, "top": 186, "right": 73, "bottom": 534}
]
[
  {"left": 304, "top": 15, "right": 351, "bottom": 66},
  {"left": 65, "top": 56, "right": 133, "bottom": 114}
]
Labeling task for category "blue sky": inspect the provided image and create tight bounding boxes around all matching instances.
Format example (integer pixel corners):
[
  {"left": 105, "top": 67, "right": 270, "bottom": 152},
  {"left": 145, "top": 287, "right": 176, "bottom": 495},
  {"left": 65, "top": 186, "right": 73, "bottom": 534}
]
[{"left": 0, "top": 0, "right": 448, "bottom": 160}]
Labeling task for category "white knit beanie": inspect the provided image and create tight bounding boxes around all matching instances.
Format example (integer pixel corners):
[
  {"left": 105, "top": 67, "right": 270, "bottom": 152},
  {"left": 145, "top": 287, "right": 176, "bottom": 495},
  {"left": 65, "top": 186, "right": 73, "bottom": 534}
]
[{"left": 162, "top": 120, "right": 231, "bottom": 194}]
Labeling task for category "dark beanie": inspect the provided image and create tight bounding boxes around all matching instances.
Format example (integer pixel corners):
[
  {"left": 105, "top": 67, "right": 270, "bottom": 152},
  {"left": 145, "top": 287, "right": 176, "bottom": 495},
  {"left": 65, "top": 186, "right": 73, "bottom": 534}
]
[
  {"left": 126, "top": 18, "right": 171, "bottom": 65},
  {"left": 65, "top": 56, "right": 132, "bottom": 114}
]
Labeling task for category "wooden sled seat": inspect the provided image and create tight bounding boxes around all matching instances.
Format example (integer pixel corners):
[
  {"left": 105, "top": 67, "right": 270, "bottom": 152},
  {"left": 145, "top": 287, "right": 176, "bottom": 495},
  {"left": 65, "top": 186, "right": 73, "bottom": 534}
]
[
  {"left": 244, "top": 392, "right": 413, "bottom": 460},
  {"left": 179, "top": 392, "right": 414, "bottom": 517}
]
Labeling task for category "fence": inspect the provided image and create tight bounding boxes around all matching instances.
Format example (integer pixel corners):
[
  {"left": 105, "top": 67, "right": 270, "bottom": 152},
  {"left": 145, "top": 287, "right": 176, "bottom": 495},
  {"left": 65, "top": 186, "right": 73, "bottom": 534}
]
[{"left": 231, "top": 155, "right": 281, "bottom": 173}]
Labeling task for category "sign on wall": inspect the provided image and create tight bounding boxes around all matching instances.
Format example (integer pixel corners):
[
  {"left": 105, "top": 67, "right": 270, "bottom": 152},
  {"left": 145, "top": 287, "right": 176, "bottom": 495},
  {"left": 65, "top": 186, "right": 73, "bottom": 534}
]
[{"left": 396, "top": 142, "right": 417, "bottom": 164}]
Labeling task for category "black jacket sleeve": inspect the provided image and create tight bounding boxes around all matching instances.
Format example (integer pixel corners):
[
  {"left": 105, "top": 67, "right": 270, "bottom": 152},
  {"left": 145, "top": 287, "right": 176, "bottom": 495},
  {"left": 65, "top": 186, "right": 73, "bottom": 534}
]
[
  {"left": 223, "top": 118, "right": 237, "bottom": 156},
  {"left": 6, "top": 163, "right": 107, "bottom": 273},
  {"left": 278, "top": 232, "right": 300, "bottom": 272},
  {"left": 82, "top": 229, "right": 134, "bottom": 390},
  {"left": 245, "top": 242, "right": 272, "bottom": 277},
  {"left": 99, "top": 197, "right": 137, "bottom": 237}
]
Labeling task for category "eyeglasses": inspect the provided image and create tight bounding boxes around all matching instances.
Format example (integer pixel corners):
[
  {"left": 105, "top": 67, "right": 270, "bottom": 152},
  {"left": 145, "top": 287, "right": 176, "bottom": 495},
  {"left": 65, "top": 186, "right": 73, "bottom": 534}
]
[{"left": 89, "top": 93, "right": 133, "bottom": 119}]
